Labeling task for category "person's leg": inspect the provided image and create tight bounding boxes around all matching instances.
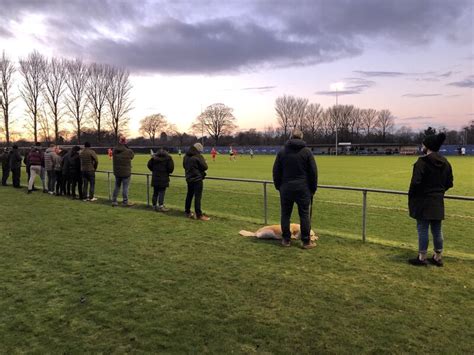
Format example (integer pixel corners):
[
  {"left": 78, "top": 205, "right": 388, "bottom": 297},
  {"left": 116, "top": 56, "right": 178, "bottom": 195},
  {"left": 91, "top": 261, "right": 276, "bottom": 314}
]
[
  {"left": 158, "top": 188, "right": 166, "bottom": 207},
  {"left": 185, "top": 182, "right": 195, "bottom": 215},
  {"left": 48, "top": 170, "right": 56, "bottom": 192},
  {"left": 2, "top": 167, "right": 9, "bottom": 185},
  {"left": 55, "top": 171, "right": 62, "bottom": 195},
  {"left": 430, "top": 220, "right": 444, "bottom": 263},
  {"left": 40, "top": 167, "right": 46, "bottom": 191},
  {"left": 71, "top": 176, "right": 77, "bottom": 198},
  {"left": 152, "top": 186, "right": 158, "bottom": 208},
  {"left": 280, "top": 189, "right": 294, "bottom": 242},
  {"left": 28, "top": 166, "right": 39, "bottom": 191},
  {"left": 77, "top": 175, "right": 84, "bottom": 199},
  {"left": 416, "top": 219, "right": 429, "bottom": 260},
  {"left": 295, "top": 190, "right": 312, "bottom": 244},
  {"left": 112, "top": 176, "right": 121, "bottom": 203},
  {"left": 122, "top": 176, "right": 130, "bottom": 204},
  {"left": 194, "top": 180, "right": 203, "bottom": 217},
  {"left": 12, "top": 168, "right": 21, "bottom": 187},
  {"left": 89, "top": 172, "right": 95, "bottom": 199},
  {"left": 82, "top": 172, "right": 89, "bottom": 200}
]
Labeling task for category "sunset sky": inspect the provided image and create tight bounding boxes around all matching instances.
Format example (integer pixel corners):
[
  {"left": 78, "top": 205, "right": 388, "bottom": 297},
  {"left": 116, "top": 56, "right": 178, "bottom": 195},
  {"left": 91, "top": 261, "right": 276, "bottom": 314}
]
[{"left": 0, "top": 0, "right": 473, "bottom": 137}]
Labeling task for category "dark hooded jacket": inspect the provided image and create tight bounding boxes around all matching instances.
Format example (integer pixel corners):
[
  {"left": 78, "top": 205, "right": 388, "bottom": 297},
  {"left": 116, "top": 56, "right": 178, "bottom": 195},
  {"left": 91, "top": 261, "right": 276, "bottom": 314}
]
[
  {"left": 183, "top": 146, "right": 208, "bottom": 183},
  {"left": 66, "top": 149, "right": 81, "bottom": 177},
  {"left": 113, "top": 144, "right": 134, "bottom": 178},
  {"left": 1, "top": 150, "right": 9, "bottom": 169},
  {"left": 9, "top": 148, "right": 22, "bottom": 170},
  {"left": 272, "top": 139, "right": 318, "bottom": 194},
  {"left": 147, "top": 149, "right": 174, "bottom": 188},
  {"left": 408, "top": 152, "right": 453, "bottom": 220}
]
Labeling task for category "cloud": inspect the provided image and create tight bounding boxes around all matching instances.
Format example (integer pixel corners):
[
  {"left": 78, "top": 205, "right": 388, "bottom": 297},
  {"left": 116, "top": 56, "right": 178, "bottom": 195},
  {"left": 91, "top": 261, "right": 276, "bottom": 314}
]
[
  {"left": 0, "top": 0, "right": 471, "bottom": 74},
  {"left": 0, "top": 26, "right": 12, "bottom": 38},
  {"left": 402, "top": 93, "right": 442, "bottom": 98},
  {"left": 316, "top": 77, "right": 376, "bottom": 96},
  {"left": 448, "top": 75, "right": 474, "bottom": 88},
  {"left": 241, "top": 86, "right": 276, "bottom": 92},
  {"left": 354, "top": 71, "right": 406, "bottom": 77}
]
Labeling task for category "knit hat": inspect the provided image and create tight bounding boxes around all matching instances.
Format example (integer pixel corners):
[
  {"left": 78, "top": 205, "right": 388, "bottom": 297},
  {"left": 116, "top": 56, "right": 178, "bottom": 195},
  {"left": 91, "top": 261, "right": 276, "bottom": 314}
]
[
  {"left": 423, "top": 133, "right": 446, "bottom": 152},
  {"left": 193, "top": 143, "right": 204, "bottom": 153}
]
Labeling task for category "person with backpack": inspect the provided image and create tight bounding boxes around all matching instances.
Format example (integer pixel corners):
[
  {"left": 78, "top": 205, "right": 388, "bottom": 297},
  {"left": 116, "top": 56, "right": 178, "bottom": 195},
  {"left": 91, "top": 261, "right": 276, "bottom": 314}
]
[
  {"left": 79, "top": 142, "right": 98, "bottom": 202},
  {"left": 147, "top": 147, "right": 174, "bottom": 212},
  {"left": 183, "top": 143, "right": 209, "bottom": 220},
  {"left": 408, "top": 133, "right": 454, "bottom": 267}
]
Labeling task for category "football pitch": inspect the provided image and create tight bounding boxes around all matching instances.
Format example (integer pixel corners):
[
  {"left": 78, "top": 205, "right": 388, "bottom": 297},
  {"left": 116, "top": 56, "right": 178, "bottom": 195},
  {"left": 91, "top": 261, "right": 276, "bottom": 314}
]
[{"left": 0, "top": 154, "right": 472, "bottom": 353}]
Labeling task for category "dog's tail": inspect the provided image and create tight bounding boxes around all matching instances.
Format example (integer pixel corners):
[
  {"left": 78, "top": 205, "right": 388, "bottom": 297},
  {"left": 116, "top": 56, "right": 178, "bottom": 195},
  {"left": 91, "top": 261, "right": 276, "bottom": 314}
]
[{"left": 239, "top": 230, "right": 256, "bottom": 237}]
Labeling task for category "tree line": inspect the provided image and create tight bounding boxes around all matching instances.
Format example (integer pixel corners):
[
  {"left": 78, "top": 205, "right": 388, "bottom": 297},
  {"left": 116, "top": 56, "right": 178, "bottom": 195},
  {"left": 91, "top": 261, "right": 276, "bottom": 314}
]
[{"left": 0, "top": 50, "right": 131, "bottom": 145}]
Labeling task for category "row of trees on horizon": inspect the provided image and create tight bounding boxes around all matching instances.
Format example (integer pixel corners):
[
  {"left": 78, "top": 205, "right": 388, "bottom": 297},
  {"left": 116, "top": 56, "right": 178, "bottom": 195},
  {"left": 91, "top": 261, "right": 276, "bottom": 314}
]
[{"left": 1, "top": 50, "right": 473, "bottom": 147}]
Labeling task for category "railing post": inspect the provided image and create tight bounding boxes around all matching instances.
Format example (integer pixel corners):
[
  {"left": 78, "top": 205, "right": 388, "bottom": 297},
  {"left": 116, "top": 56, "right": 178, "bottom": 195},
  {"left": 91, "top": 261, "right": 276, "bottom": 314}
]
[
  {"left": 107, "top": 172, "right": 111, "bottom": 201},
  {"left": 146, "top": 174, "right": 150, "bottom": 207},
  {"left": 263, "top": 182, "right": 268, "bottom": 224},
  {"left": 362, "top": 190, "right": 367, "bottom": 243}
]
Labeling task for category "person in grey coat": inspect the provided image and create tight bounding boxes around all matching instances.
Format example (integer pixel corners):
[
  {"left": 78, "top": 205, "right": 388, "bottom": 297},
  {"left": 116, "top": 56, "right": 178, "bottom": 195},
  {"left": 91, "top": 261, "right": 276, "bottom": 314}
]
[{"left": 408, "top": 133, "right": 453, "bottom": 267}]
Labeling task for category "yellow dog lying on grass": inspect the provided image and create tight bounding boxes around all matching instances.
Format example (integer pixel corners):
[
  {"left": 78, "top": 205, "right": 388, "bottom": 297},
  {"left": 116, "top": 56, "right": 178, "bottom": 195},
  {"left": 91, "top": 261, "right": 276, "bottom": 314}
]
[{"left": 239, "top": 223, "right": 318, "bottom": 242}]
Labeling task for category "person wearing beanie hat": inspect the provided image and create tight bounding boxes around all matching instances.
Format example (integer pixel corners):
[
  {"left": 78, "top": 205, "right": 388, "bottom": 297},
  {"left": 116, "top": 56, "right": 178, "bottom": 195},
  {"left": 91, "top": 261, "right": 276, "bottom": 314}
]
[
  {"left": 408, "top": 132, "right": 453, "bottom": 267},
  {"left": 183, "top": 142, "right": 209, "bottom": 220}
]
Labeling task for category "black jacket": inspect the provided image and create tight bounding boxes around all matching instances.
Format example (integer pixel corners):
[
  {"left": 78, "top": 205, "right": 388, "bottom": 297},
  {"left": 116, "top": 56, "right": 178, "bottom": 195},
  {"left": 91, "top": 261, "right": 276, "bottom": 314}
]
[
  {"left": 1, "top": 151, "right": 9, "bottom": 169},
  {"left": 65, "top": 151, "right": 81, "bottom": 177},
  {"left": 408, "top": 152, "right": 453, "bottom": 220},
  {"left": 183, "top": 146, "right": 208, "bottom": 183},
  {"left": 9, "top": 149, "right": 22, "bottom": 170},
  {"left": 147, "top": 150, "right": 174, "bottom": 188},
  {"left": 272, "top": 139, "right": 318, "bottom": 194}
]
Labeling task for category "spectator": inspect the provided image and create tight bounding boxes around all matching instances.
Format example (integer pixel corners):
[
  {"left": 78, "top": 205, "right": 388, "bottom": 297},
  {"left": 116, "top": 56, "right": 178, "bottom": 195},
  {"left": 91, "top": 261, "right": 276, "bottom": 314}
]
[
  {"left": 68, "top": 146, "right": 83, "bottom": 200},
  {"left": 408, "top": 133, "right": 453, "bottom": 267},
  {"left": 44, "top": 143, "right": 59, "bottom": 194},
  {"left": 272, "top": 129, "right": 318, "bottom": 249},
  {"left": 54, "top": 149, "right": 66, "bottom": 196},
  {"left": 112, "top": 136, "right": 135, "bottom": 207},
  {"left": 147, "top": 147, "right": 174, "bottom": 212},
  {"left": 1, "top": 148, "right": 10, "bottom": 186},
  {"left": 79, "top": 142, "right": 98, "bottom": 202},
  {"left": 9, "top": 145, "right": 22, "bottom": 188},
  {"left": 183, "top": 142, "right": 209, "bottom": 220},
  {"left": 24, "top": 143, "right": 46, "bottom": 192},
  {"left": 27, "top": 146, "right": 44, "bottom": 194},
  {"left": 61, "top": 148, "right": 71, "bottom": 196}
]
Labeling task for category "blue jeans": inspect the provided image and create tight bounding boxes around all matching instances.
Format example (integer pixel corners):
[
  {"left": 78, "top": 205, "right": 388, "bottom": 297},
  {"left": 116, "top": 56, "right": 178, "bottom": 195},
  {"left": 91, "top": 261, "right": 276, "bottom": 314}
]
[
  {"left": 417, "top": 219, "right": 443, "bottom": 254},
  {"left": 112, "top": 176, "right": 131, "bottom": 204},
  {"left": 82, "top": 171, "right": 96, "bottom": 199}
]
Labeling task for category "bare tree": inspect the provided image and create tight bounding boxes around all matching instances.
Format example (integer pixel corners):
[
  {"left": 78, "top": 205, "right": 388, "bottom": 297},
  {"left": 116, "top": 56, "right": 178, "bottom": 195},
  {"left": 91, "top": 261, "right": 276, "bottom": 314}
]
[
  {"left": 191, "top": 103, "right": 237, "bottom": 145},
  {"left": 0, "top": 51, "right": 16, "bottom": 146},
  {"left": 43, "top": 57, "right": 67, "bottom": 143},
  {"left": 376, "top": 109, "right": 395, "bottom": 142},
  {"left": 361, "top": 108, "right": 378, "bottom": 136},
  {"left": 19, "top": 50, "right": 46, "bottom": 143},
  {"left": 303, "top": 103, "right": 323, "bottom": 143},
  {"left": 106, "top": 66, "right": 132, "bottom": 144},
  {"left": 275, "top": 95, "right": 298, "bottom": 139},
  {"left": 348, "top": 108, "right": 362, "bottom": 139},
  {"left": 65, "top": 59, "right": 89, "bottom": 144},
  {"left": 139, "top": 113, "right": 168, "bottom": 145},
  {"left": 87, "top": 62, "right": 110, "bottom": 143},
  {"left": 327, "top": 105, "right": 354, "bottom": 141},
  {"left": 38, "top": 105, "right": 53, "bottom": 142},
  {"left": 293, "top": 97, "right": 308, "bottom": 131}
]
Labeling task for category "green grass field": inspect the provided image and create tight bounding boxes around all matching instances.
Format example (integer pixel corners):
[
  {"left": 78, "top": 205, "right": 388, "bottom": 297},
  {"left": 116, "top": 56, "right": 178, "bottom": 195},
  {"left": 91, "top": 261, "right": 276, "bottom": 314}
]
[{"left": 0, "top": 154, "right": 473, "bottom": 353}]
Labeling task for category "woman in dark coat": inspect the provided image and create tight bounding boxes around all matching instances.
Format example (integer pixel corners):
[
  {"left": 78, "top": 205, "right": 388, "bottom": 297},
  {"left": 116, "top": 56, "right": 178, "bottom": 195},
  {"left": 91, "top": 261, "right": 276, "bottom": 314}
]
[
  {"left": 408, "top": 133, "right": 453, "bottom": 266},
  {"left": 147, "top": 147, "right": 174, "bottom": 212}
]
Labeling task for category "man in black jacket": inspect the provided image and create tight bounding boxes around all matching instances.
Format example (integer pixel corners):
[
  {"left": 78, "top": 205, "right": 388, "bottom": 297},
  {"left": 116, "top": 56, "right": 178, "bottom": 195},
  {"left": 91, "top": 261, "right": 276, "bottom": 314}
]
[
  {"left": 1, "top": 148, "right": 10, "bottom": 186},
  {"left": 273, "top": 130, "right": 318, "bottom": 249},
  {"left": 9, "top": 145, "right": 22, "bottom": 188},
  {"left": 183, "top": 143, "right": 209, "bottom": 220},
  {"left": 408, "top": 133, "right": 453, "bottom": 267}
]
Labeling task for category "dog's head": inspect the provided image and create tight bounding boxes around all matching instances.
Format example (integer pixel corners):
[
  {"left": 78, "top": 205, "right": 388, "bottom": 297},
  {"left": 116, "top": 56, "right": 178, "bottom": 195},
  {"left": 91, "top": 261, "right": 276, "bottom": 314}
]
[{"left": 290, "top": 224, "right": 319, "bottom": 241}]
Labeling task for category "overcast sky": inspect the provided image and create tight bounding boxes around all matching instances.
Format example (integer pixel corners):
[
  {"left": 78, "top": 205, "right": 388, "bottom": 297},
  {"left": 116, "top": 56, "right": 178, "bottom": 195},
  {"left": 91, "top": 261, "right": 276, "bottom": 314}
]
[{"left": 0, "top": 0, "right": 473, "bottom": 136}]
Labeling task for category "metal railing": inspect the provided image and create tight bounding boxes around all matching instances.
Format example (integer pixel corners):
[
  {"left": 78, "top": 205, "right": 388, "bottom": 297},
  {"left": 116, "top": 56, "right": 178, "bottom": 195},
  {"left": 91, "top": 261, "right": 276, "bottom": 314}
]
[{"left": 96, "top": 170, "right": 474, "bottom": 242}]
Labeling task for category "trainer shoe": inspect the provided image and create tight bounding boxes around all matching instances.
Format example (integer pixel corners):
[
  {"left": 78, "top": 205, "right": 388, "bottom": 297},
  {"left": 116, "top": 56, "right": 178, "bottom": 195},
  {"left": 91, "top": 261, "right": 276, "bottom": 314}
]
[
  {"left": 428, "top": 256, "right": 444, "bottom": 267},
  {"left": 281, "top": 239, "right": 291, "bottom": 247},
  {"left": 157, "top": 206, "right": 170, "bottom": 212},
  {"left": 83, "top": 198, "right": 90, "bottom": 202},
  {"left": 197, "top": 215, "right": 210, "bottom": 221},
  {"left": 27, "top": 190, "right": 32, "bottom": 194},
  {"left": 111, "top": 201, "right": 119, "bottom": 207},
  {"left": 122, "top": 202, "right": 135, "bottom": 207},
  {"left": 89, "top": 197, "right": 98, "bottom": 202},
  {"left": 302, "top": 241, "right": 316, "bottom": 249},
  {"left": 185, "top": 212, "right": 195, "bottom": 219},
  {"left": 408, "top": 257, "right": 428, "bottom": 266}
]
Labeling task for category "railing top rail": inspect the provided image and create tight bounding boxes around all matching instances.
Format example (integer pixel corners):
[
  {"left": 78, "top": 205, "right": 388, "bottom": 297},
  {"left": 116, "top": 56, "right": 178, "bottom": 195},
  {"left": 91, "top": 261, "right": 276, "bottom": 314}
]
[{"left": 95, "top": 170, "right": 474, "bottom": 202}]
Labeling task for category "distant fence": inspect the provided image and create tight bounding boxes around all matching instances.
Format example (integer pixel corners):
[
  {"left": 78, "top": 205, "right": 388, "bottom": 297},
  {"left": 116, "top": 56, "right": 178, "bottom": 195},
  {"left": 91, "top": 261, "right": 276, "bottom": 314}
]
[{"left": 96, "top": 170, "right": 474, "bottom": 242}]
